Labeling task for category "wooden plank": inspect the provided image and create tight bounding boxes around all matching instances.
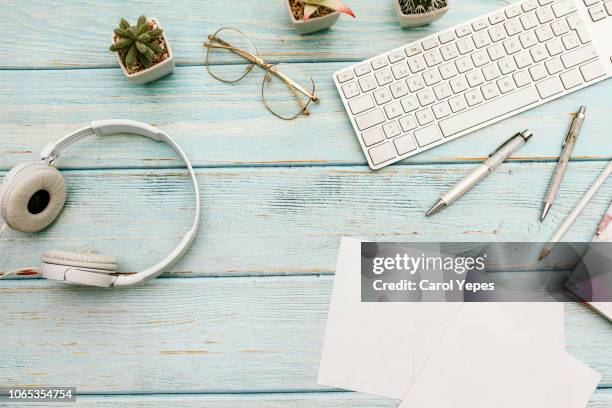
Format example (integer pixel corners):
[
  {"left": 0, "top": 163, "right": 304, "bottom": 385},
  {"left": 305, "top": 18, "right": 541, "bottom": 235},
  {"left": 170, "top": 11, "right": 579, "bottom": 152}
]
[
  {"left": 1, "top": 162, "right": 611, "bottom": 277},
  {"left": 2, "top": 390, "right": 612, "bottom": 408},
  {"left": 1, "top": 65, "right": 611, "bottom": 170},
  {"left": 0, "top": 0, "right": 517, "bottom": 69},
  {"left": 0, "top": 276, "right": 610, "bottom": 393}
]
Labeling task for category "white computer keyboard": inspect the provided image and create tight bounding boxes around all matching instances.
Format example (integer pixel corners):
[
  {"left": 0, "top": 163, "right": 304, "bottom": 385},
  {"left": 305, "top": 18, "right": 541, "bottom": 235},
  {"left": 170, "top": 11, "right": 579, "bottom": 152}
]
[{"left": 334, "top": 0, "right": 612, "bottom": 170}]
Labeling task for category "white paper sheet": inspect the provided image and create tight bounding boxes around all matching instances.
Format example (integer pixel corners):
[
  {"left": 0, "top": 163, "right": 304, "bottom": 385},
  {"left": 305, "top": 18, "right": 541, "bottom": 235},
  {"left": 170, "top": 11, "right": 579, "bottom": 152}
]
[
  {"left": 318, "top": 238, "right": 461, "bottom": 399},
  {"left": 400, "top": 303, "right": 600, "bottom": 408},
  {"left": 318, "top": 238, "right": 581, "bottom": 403}
]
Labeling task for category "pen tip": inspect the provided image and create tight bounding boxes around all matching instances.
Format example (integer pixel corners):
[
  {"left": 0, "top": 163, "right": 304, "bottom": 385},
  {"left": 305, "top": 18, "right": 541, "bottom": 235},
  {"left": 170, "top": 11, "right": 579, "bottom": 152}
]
[
  {"left": 540, "top": 203, "right": 552, "bottom": 222},
  {"left": 539, "top": 249, "right": 550, "bottom": 261},
  {"left": 426, "top": 200, "right": 446, "bottom": 217}
]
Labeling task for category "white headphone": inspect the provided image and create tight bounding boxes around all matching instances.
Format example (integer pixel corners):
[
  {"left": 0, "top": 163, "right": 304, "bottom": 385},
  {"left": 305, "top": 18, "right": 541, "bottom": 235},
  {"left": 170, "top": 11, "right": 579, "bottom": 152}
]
[{"left": 0, "top": 120, "right": 200, "bottom": 288}]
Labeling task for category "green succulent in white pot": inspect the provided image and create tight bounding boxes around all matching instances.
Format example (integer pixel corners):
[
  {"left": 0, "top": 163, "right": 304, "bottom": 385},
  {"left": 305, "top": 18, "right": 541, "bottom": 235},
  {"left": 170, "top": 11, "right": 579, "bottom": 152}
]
[
  {"left": 395, "top": 0, "right": 449, "bottom": 28},
  {"left": 285, "top": 0, "right": 356, "bottom": 35}
]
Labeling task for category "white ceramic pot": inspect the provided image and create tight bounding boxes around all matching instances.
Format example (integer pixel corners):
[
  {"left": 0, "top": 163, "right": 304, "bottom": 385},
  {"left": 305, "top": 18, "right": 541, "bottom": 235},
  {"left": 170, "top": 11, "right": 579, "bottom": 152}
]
[
  {"left": 111, "top": 18, "right": 175, "bottom": 85},
  {"left": 394, "top": 1, "right": 449, "bottom": 28},
  {"left": 285, "top": 0, "right": 341, "bottom": 35}
]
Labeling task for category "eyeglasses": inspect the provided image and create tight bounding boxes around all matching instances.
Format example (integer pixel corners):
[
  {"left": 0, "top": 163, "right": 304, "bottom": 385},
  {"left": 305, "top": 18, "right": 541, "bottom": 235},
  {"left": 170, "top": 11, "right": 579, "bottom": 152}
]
[{"left": 203, "top": 27, "right": 319, "bottom": 120}]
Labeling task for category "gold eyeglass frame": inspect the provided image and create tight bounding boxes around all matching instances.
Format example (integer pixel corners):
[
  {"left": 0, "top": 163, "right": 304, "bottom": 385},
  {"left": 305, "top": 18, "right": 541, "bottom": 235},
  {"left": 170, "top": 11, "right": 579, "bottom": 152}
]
[{"left": 203, "top": 27, "right": 319, "bottom": 120}]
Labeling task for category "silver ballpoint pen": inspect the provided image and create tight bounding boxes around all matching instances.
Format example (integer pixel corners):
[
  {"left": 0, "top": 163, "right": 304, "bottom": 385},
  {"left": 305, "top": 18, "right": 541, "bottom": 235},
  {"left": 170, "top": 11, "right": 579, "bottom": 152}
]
[
  {"left": 426, "top": 130, "right": 533, "bottom": 217},
  {"left": 540, "top": 106, "right": 587, "bottom": 221}
]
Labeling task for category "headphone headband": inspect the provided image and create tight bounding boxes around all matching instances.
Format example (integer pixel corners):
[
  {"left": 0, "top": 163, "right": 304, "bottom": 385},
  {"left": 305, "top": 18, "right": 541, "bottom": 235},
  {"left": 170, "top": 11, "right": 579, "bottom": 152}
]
[{"left": 41, "top": 120, "right": 200, "bottom": 287}]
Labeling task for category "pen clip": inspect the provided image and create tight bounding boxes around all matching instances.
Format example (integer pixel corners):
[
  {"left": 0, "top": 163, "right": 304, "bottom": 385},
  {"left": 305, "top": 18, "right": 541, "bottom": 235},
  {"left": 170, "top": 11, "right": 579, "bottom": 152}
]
[{"left": 488, "top": 132, "right": 523, "bottom": 157}]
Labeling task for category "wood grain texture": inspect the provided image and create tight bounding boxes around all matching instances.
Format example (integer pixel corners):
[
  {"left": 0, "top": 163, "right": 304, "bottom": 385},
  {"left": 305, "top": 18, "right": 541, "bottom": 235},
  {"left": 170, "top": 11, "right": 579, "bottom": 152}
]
[
  {"left": 2, "top": 390, "right": 612, "bottom": 408},
  {"left": 0, "top": 277, "right": 610, "bottom": 393},
  {"left": 0, "top": 0, "right": 517, "bottom": 69},
  {"left": 1, "top": 65, "right": 611, "bottom": 170},
  {"left": 1, "top": 162, "right": 610, "bottom": 277}
]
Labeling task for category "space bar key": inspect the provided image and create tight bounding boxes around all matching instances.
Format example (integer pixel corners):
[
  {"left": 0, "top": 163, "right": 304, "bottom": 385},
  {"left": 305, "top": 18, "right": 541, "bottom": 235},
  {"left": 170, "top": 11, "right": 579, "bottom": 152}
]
[{"left": 439, "top": 86, "right": 540, "bottom": 137}]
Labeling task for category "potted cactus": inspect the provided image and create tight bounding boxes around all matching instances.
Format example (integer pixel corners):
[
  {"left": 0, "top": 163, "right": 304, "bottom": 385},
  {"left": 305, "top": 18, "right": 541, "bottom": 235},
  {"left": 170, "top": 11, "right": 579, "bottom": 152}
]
[
  {"left": 285, "top": 0, "right": 355, "bottom": 35},
  {"left": 395, "top": 0, "right": 449, "bottom": 28},
  {"left": 109, "top": 15, "right": 175, "bottom": 84}
]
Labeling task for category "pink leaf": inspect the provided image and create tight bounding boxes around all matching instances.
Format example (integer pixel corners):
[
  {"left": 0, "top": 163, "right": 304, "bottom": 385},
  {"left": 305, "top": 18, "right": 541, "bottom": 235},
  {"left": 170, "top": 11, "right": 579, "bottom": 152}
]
[{"left": 301, "top": 0, "right": 356, "bottom": 18}]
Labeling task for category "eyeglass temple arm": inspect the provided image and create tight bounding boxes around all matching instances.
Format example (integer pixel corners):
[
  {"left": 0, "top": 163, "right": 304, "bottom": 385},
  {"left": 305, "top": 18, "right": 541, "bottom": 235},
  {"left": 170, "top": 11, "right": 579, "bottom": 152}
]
[{"left": 205, "top": 37, "right": 319, "bottom": 102}]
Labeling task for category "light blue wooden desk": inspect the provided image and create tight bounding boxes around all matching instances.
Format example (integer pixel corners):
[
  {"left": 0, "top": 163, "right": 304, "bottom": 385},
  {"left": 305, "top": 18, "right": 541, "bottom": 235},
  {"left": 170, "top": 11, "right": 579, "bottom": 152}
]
[{"left": 1, "top": 0, "right": 611, "bottom": 406}]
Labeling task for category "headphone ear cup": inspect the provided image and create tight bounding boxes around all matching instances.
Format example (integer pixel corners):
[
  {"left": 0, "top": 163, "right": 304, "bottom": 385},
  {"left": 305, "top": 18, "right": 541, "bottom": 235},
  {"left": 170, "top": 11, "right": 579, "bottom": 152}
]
[
  {"left": 43, "top": 249, "right": 118, "bottom": 272},
  {"left": 0, "top": 163, "right": 67, "bottom": 233}
]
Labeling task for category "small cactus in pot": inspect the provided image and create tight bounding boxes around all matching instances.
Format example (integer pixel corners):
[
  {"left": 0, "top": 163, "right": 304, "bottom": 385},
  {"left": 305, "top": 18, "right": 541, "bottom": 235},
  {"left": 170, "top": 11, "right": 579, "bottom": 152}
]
[
  {"left": 109, "top": 15, "right": 175, "bottom": 84},
  {"left": 395, "top": 0, "right": 449, "bottom": 28}
]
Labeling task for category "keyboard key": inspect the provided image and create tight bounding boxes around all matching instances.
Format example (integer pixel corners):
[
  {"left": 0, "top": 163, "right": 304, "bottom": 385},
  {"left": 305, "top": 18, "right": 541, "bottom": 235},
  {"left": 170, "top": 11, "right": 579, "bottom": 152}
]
[
  {"left": 389, "top": 50, "right": 406, "bottom": 63},
  {"left": 349, "top": 94, "right": 375, "bottom": 115},
  {"left": 472, "top": 50, "right": 490, "bottom": 67},
  {"left": 536, "top": 6, "right": 555, "bottom": 23},
  {"left": 483, "top": 63, "right": 501, "bottom": 81},
  {"left": 449, "top": 95, "right": 468, "bottom": 112},
  {"left": 439, "top": 62, "right": 458, "bottom": 79},
  {"left": 384, "top": 102, "right": 403, "bottom": 119},
  {"left": 589, "top": 4, "right": 607, "bottom": 21},
  {"left": 536, "top": 76, "right": 564, "bottom": 98},
  {"left": 417, "top": 88, "right": 436, "bottom": 106},
  {"left": 439, "top": 86, "right": 540, "bottom": 136},
  {"left": 513, "top": 70, "right": 532, "bottom": 87},
  {"left": 473, "top": 31, "right": 492, "bottom": 48},
  {"left": 529, "top": 64, "right": 548, "bottom": 81},
  {"left": 392, "top": 62, "right": 411, "bottom": 79},
  {"left": 497, "top": 77, "right": 516, "bottom": 93},
  {"left": 456, "top": 25, "right": 473, "bottom": 37},
  {"left": 535, "top": 25, "right": 554, "bottom": 42},
  {"left": 432, "top": 101, "right": 451, "bottom": 119},
  {"left": 439, "top": 31, "right": 456, "bottom": 44},
  {"left": 489, "top": 12, "right": 506, "bottom": 25},
  {"left": 405, "top": 45, "right": 422, "bottom": 57},
  {"left": 375, "top": 69, "right": 394, "bottom": 85},
  {"left": 422, "top": 38, "right": 440, "bottom": 50},
  {"left": 356, "top": 109, "right": 385, "bottom": 130},
  {"left": 506, "top": 5, "right": 522, "bottom": 19},
  {"left": 408, "top": 55, "right": 427, "bottom": 73},
  {"left": 383, "top": 121, "right": 402, "bottom": 138},
  {"left": 399, "top": 115, "right": 418, "bottom": 131},
  {"left": 560, "top": 69, "right": 584, "bottom": 89},
  {"left": 545, "top": 57, "right": 563, "bottom": 74},
  {"left": 580, "top": 60, "right": 606, "bottom": 81},
  {"left": 394, "top": 134, "right": 418, "bottom": 155},
  {"left": 423, "top": 68, "right": 442, "bottom": 85},
  {"left": 450, "top": 76, "right": 469, "bottom": 93},
  {"left": 390, "top": 81, "right": 410, "bottom": 98},
  {"left": 465, "top": 88, "right": 484, "bottom": 106},
  {"left": 531, "top": 45, "right": 548, "bottom": 62},
  {"left": 434, "top": 82, "right": 453, "bottom": 100},
  {"left": 546, "top": 39, "right": 565, "bottom": 56},
  {"left": 562, "top": 32, "right": 580, "bottom": 50},
  {"left": 359, "top": 75, "right": 378, "bottom": 92},
  {"left": 520, "top": 12, "right": 539, "bottom": 30},
  {"left": 407, "top": 75, "right": 426, "bottom": 92},
  {"left": 337, "top": 70, "right": 354, "bottom": 83},
  {"left": 440, "top": 44, "right": 460, "bottom": 61},
  {"left": 519, "top": 31, "right": 538, "bottom": 48},
  {"left": 551, "top": 19, "right": 570, "bottom": 36},
  {"left": 561, "top": 45, "right": 598, "bottom": 68},
  {"left": 416, "top": 108, "right": 435, "bottom": 125},
  {"left": 504, "top": 19, "right": 523, "bottom": 36},
  {"left": 466, "top": 70, "right": 485, "bottom": 87},
  {"left": 606, "top": 1, "right": 612, "bottom": 15},
  {"left": 362, "top": 127, "right": 385, "bottom": 146},
  {"left": 472, "top": 19, "right": 489, "bottom": 31},
  {"left": 487, "top": 43, "right": 506, "bottom": 60},
  {"left": 482, "top": 83, "right": 501, "bottom": 99},
  {"left": 552, "top": 0, "right": 577, "bottom": 17},
  {"left": 372, "top": 57, "right": 389, "bottom": 70},
  {"left": 354, "top": 64, "right": 372, "bottom": 76},
  {"left": 457, "top": 37, "right": 476, "bottom": 54},
  {"left": 523, "top": 0, "right": 539, "bottom": 12},
  {"left": 342, "top": 81, "right": 360, "bottom": 99},
  {"left": 498, "top": 57, "right": 518, "bottom": 74},
  {"left": 424, "top": 49, "right": 443, "bottom": 66},
  {"left": 414, "top": 125, "right": 443, "bottom": 146},
  {"left": 369, "top": 142, "right": 397, "bottom": 165},
  {"left": 455, "top": 56, "right": 474, "bottom": 73},
  {"left": 489, "top": 25, "right": 507, "bottom": 42},
  {"left": 503, "top": 37, "right": 522, "bottom": 54},
  {"left": 373, "top": 87, "right": 393, "bottom": 105},
  {"left": 514, "top": 51, "right": 532, "bottom": 68}
]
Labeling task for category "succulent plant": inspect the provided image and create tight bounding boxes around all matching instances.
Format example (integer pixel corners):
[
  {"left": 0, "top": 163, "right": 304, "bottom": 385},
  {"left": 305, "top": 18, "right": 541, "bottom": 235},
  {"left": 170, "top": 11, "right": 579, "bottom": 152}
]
[
  {"left": 299, "top": 0, "right": 356, "bottom": 21},
  {"left": 399, "top": 0, "right": 448, "bottom": 14},
  {"left": 110, "top": 15, "right": 165, "bottom": 70}
]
